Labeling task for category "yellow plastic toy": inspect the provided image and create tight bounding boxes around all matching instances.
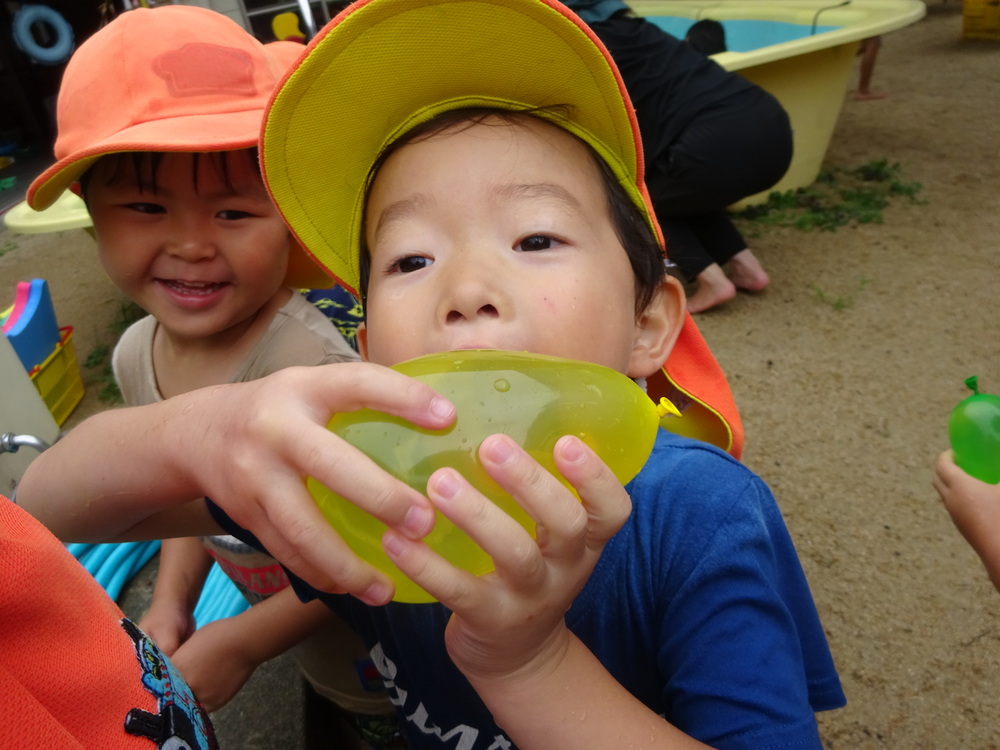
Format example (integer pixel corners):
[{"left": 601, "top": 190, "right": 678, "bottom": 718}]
[
  {"left": 271, "top": 11, "right": 305, "bottom": 42},
  {"left": 309, "top": 349, "right": 671, "bottom": 603}
]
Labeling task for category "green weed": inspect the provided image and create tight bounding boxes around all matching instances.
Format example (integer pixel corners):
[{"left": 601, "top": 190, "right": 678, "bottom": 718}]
[
  {"left": 813, "top": 278, "right": 873, "bottom": 311},
  {"left": 737, "top": 160, "right": 923, "bottom": 234},
  {"left": 0, "top": 238, "right": 17, "bottom": 258}
]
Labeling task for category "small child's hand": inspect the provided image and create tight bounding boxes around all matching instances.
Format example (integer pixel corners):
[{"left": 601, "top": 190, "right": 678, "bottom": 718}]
[
  {"left": 167, "top": 618, "right": 260, "bottom": 712},
  {"left": 173, "top": 363, "right": 456, "bottom": 604},
  {"left": 934, "top": 449, "right": 1000, "bottom": 591},
  {"left": 383, "top": 433, "right": 631, "bottom": 684},
  {"left": 138, "top": 599, "right": 196, "bottom": 656}
]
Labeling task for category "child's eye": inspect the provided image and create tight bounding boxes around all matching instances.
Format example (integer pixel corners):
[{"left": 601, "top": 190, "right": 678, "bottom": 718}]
[
  {"left": 126, "top": 202, "right": 165, "bottom": 215},
  {"left": 388, "top": 255, "right": 433, "bottom": 274},
  {"left": 217, "top": 209, "right": 253, "bottom": 221},
  {"left": 517, "top": 234, "right": 556, "bottom": 252}
]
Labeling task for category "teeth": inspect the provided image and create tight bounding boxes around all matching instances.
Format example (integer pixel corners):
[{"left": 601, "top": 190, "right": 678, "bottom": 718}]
[{"left": 164, "top": 280, "right": 223, "bottom": 295}]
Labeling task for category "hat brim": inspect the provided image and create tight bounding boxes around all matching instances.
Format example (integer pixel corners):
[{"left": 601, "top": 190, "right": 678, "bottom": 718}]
[
  {"left": 28, "top": 110, "right": 266, "bottom": 210},
  {"left": 261, "top": 0, "right": 651, "bottom": 295}
]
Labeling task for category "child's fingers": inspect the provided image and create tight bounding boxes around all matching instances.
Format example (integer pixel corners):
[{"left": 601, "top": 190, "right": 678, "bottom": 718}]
[
  {"left": 551, "top": 435, "right": 632, "bottom": 546},
  {"left": 238, "top": 475, "right": 398, "bottom": 605},
  {"left": 474, "top": 434, "right": 590, "bottom": 563},
  {"left": 382, "top": 526, "right": 483, "bottom": 607},
  {"left": 425, "top": 463, "right": 544, "bottom": 582},
  {"left": 279, "top": 418, "right": 436, "bottom": 539},
  {"left": 215, "top": 364, "right": 458, "bottom": 599},
  {"left": 296, "top": 362, "right": 456, "bottom": 431}
]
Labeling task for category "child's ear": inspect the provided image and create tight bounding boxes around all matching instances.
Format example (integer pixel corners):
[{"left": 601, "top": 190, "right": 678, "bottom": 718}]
[
  {"left": 356, "top": 322, "right": 370, "bottom": 362},
  {"left": 628, "top": 275, "right": 686, "bottom": 379}
]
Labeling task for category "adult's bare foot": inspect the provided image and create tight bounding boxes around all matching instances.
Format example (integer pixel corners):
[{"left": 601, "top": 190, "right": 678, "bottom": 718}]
[
  {"left": 726, "top": 249, "right": 770, "bottom": 292},
  {"left": 687, "top": 263, "right": 736, "bottom": 313}
]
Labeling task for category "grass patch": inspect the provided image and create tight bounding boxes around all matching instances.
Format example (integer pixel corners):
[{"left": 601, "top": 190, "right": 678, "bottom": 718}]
[
  {"left": 736, "top": 159, "right": 924, "bottom": 234},
  {"left": 84, "top": 300, "right": 145, "bottom": 404},
  {"left": 0, "top": 238, "right": 18, "bottom": 258},
  {"left": 814, "top": 278, "right": 873, "bottom": 312}
]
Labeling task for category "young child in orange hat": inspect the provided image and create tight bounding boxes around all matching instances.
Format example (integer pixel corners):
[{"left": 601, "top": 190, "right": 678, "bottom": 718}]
[
  {"left": 19, "top": 0, "right": 844, "bottom": 746},
  {"left": 25, "top": 6, "right": 397, "bottom": 746}
]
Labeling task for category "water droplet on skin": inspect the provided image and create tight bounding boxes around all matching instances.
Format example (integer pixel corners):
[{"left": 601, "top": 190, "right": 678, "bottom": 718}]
[{"left": 494, "top": 378, "right": 510, "bottom": 392}]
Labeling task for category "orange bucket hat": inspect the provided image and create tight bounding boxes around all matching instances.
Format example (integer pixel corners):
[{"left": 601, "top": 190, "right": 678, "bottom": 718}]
[
  {"left": 261, "top": 0, "right": 743, "bottom": 456},
  {"left": 27, "top": 5, "right": 288, "bottom": 211},
  {"left": 26, "top": 6, "right": 332, "bottom": 287}
]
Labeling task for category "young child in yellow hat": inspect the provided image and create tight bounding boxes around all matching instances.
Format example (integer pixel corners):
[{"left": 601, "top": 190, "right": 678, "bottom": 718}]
[
  {"left": 26, "top": 7, "right": 397, "bottom": 745},
  {"left": 20, "top": 0, "right": 844, "bottom": 746}
]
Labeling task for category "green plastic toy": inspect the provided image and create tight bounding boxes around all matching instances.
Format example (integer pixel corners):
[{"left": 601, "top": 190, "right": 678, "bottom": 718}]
[
  {"left": 308, "top": 350, "right": 671, "bottom": 602},
  {"left": 948, "top": 376, "right": 1000, "bottom": 484}
]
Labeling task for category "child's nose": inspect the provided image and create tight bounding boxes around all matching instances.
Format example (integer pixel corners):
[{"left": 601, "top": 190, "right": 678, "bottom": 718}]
[
  {"left": 442, "top": 253, "right": 505, "bottom": 324},
  {"left": 168, "top": 219, "right": 217, "bottom": 261}
]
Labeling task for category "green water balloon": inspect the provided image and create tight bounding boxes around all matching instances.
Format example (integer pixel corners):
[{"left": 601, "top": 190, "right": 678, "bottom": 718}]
[
  {"left": 308, "top": 350, "right": 665, "bottom": 603},
  {"left": 949, "top": 376, "right": 1000, "bottom": 484}
]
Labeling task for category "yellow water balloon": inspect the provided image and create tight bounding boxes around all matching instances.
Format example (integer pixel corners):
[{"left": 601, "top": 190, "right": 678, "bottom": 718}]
[{"left": 308, "top": 350, "right": 664, "bottom": 602}]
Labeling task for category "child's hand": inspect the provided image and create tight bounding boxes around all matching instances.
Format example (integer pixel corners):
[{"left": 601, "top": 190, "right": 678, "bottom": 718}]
[
  {"left": 167, "top": 618, "right": 260, "bottom": 712},
  {"left": 174, "top": 363, "right": 456, "bottom": 604},
  {"left": 383, "top": 433, "right": 631, "bottom": 683},
  {"left": 934, "top": 449, "right": 1000, "bottom": 590},
  {"left": 138, "top": 599, "right": 197, "bottom": 657}
]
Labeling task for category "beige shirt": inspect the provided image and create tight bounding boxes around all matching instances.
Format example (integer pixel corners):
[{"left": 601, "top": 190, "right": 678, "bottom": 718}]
[
  {"left": 112, "top": 292, "right": 358, "bottom": 403},
  {"left": 113, "top": 292, "right": 393, "bottom": 715}
]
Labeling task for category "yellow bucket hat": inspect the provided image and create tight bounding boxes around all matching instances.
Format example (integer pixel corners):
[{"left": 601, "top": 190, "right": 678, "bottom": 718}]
[{"left": 261, "top": 0, "right": 743, "bottom": 457}]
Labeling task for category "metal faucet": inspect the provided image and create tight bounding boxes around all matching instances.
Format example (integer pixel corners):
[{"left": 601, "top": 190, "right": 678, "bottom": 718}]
[{"left": 0, "top": 432, "right": 51, "bottom": 455}]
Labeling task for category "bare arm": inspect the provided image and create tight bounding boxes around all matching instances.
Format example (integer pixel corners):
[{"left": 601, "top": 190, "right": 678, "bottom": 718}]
[
  {"left": 168, "top": 587, "right": 336, "bottom": 712},
  {"left": 17, "top": 363, "right": 456, "bottom": 604},
  {"left": 139, "top": 537, "right": 215, "bottom": 655}
]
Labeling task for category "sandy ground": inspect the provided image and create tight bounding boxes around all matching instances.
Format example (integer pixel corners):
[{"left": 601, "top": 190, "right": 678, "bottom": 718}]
[{"left": 1, "top": 3, "right": 999, "bottom": 747}]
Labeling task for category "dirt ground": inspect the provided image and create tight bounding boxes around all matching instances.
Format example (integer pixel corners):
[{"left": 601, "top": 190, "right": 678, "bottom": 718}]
[{"left": 1, "top": 3, "right": 999, "bottom": 747}]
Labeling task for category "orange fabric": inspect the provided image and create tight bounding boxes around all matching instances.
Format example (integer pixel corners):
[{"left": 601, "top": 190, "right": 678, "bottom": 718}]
[
  {"left": 652, "top": 313, "right": 744, "bottom": 459},
  {"left": 0, "top": 498, "right": 217, "bottom": 748},
  {"left": 27, "top": 6, "right": 287, "bottom": 211}
]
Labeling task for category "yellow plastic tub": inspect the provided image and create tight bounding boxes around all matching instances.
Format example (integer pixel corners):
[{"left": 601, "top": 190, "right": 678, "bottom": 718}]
[
  {"left": 3, "top": 191, "right": 93, "bottom": 235},
  {"left": 630, "top": 0, "right": 926, "bottom": 205}
]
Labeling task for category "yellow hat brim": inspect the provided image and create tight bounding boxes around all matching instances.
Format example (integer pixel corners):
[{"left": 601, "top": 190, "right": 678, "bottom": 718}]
[{"left": 261, "top": 0, "right": 651, "bottom": 293}]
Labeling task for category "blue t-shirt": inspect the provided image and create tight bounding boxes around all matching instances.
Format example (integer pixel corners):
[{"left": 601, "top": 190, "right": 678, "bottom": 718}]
[{"left": 208, "top": 431, "right": 844, "bottom": 749}]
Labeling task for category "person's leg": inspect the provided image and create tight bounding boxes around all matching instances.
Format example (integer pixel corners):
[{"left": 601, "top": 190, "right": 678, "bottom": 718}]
[
  {"left": 668, "top": 210, "right": 768, "bottom": 312},
  {"left": 659, "top": 215, "right": 737, "bottom": 313},
  {"left": 855, "top": 36, "right": 888, "bottom": 100},
  {"left": 687, "top": 210, "right": 768, "bottom": 292}
]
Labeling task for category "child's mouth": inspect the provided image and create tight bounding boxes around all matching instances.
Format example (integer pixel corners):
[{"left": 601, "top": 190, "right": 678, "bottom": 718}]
[{"left": 160, "top": 279, "right": 227, "bottom": 296}]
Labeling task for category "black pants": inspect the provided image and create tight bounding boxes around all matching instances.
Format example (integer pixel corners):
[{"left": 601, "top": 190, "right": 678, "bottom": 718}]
[{"left": 591, "top": 15, "right": 793, "bottom": 279}]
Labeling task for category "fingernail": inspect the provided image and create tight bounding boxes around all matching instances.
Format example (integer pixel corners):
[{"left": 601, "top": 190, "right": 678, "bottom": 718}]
[
  {"left": 404, "top": 503, "right": 434, "bottom": 536},
  {"left": 430, "top": 397, "right": 455, "bottom": 421},
  {"left": 433, "top": 470, "right": 461, "bottom": 500},
  {"left": 383, "top": 530, "right": 406, "bottom": 558},
  {"left": 484, "top": 435, "right": 515, "bottom": 465},
  {"left": 361, "top": 581, "right": 390, "bottom": 606},
  {"left": 560, "top": 437, "right": 585, "bottom": 463}
]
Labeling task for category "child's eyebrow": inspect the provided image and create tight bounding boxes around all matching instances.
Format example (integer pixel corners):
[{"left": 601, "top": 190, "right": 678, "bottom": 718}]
[
  {"left": 372, "top": 181, "right": 581, "bottom": 236},
  {"left": 495, "top": 181, "right": 581, "bottom": 210},
  {"left": 373, "top": 194, "right": 430, "bottom": 235}
]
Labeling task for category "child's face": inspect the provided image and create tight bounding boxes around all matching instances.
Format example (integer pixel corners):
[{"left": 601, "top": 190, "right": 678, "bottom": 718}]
[
  {"left": 359, "top": 116, "right": 677, "bottom": 377},
  {"left": 86, "top": 151, "right": 291, "bottom": 343}
]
